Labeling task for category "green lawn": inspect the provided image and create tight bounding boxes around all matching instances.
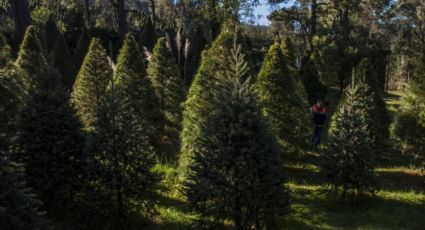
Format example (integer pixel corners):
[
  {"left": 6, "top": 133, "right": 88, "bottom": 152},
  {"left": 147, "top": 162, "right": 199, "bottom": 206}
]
[{"left": 147, "top": 91, "right": 424, "bottom": 230}]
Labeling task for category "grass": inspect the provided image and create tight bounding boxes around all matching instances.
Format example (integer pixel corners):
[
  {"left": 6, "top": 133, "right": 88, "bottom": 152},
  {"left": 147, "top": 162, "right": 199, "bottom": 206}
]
[{"left": 146, "top": 90, "right": 424, "bottom": 229}]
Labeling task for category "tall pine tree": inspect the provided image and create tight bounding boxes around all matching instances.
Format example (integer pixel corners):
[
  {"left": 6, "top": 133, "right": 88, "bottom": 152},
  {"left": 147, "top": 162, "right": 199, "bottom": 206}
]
[
  {"left": 179, "top": 22, "right": 239, "bottom": 180},
  {"left": 52, "top": 32, "right": 77, "bottom": 90},
  {"left": 114, "top": 33, "right": 163, "bottom": 148},
  {"left": 255, "top": 40, "right": 311, "bottom": 151},
  {"left": 14, "top": 26, "right": 46, "bottom": 89},
  {"left": 71, "top": 38, "right": 112, "bottom": 129},
  {"left": 147, "top": 37, "right": 185, "bottom": 144},
  {"left": 17, "top": 66, "right": 84, "bottom": 209},
  {"left": 84, "top": 81, "right": 160, "bottom": 227},
  {"left": 185, "top": 43, "right": 289, "bottom": 229},
  {"left": 322, "top": 81, "right": 376, "bottom": 201}
]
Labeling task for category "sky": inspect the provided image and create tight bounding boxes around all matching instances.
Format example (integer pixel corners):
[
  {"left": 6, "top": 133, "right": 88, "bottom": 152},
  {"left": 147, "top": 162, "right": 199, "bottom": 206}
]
[{"left": 250, "top": 0, "right": 294, "bottom": 26}]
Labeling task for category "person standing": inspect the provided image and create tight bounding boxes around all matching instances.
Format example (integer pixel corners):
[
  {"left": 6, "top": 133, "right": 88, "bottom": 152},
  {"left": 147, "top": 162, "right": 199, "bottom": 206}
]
[{"left": 311, "top": 99, "right": 328, "bottom": 149}]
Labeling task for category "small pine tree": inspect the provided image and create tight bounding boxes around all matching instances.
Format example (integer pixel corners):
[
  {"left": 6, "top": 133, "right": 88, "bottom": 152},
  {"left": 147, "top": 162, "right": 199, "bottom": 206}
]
[
  {"left": 322, "top": 81, "right": 376, "bottom": 201},
  {"left": 84, "top": 82, "right": 160, "bottom": 227},
  {"left": 71, "top": 38, "right": 112, "bottom": 129},
  {"left": 147, "top": 37, "right": 185, "bottom": 136},
  {"left": 139, "top": 17, "right": 156, "bottom": 50},
  {"left": 393, "top": 59, "right": 425, "bottom": 162},
  {"left": 114, "top": 34, "right": 163, "bottom": 148},
  {"left": 355, "top": 58, "right": 390, "bottom": 147},
  {"left": 179, "top": 22, "right": 239, "bottom": 180},
  {"left": 15, "top": 26, "right": 46, "bottom": 88},
  {"left": 0, "top": 33, "right": 12, "bottom": 68},
  {"left": 185, "top": 43, "right": 289, "bottom": 229},
  {"left": 0, "top": 154, "right": 48, "bottom": 230},
  {"left": 52, "top": 32, "right": 77, "bottom": 90},
  {"left": 255, "top": 40, "right": 311, "bottom": 151},
  {"left": 17, "top": 66, "right": 84, "bottom": 209},
  {"left": 72, "top": 27, "right": 91, "bottom": 69}
]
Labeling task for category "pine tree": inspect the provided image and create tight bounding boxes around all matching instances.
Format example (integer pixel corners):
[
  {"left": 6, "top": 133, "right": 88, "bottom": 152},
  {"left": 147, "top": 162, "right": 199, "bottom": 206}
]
[
  {"left": 84, "top": 82, "right": 160, "bottom": 227},
  {"left": 393, "top": 59, "right": 425, "bottom": 158},
  {"left": 356, "top": 58, "right": 390, "bottom": 147},
  {"left": 147, "top": 37, "right": 185, "bottom": 138},
  {"left": 17, "top": 66, "right": 84, "bottom": 209},
  {"left": 139, "top": 17, "right": 156, "bottom": 50},
  {"left": 15, "top": 26, "right": 46, "bottom": 88},
  {"left": 0, "top": 154, "right": 48, "bottom": 230},
  {"left": 179, "top": 22, "right": 238, "bottom": 180},
  {"left": 0, "top": 33, "right": 12, "bottom": 68},
  {"left": 322, "top": 81, "right": 376, "bottom": 201},
  {"left": 52, "top": 32, "right": 77, "bottom": 90},
  {"left": 114, "top": 33, "right": 163, "bottom": 148},
  {"left": 71, "top": 38, "right": 112, "bottom": 129},
  {"left": 72, "top": 27, "right": 91, "bottom": 69},
  {"left": 255, "top": 40, "right": 311, "bottom": 151},
  {"left": 185, "top": 43, "right": 289, "bottom": 229}
]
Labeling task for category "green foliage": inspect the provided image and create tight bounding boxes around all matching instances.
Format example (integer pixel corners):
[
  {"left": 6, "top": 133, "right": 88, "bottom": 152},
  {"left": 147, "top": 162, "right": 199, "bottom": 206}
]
[
  {"left": 114, "top": 33, "right": 163, "bottom": 148},
  {"left": 255, "top": 40, "right": 311, "bottom": 151},
  {"left": 71, "top": 38, "right": 112, "bottom": 129},
  {"left": 0, "top": 33, "right": 12, "bottom": 68},
  {"left": 15, "top": 26, "right": 46, "bottom": 89},
  {"left": 354, "top": 58, "right": 390, "bottom": 147},
  {"left": 179, "top": 23, "right": 238, "bottom": 180},
  {"left": 0, "top": 65, "right": 25, "bottom": 152},
  {"left": 393, "top": 59, "right": 425, "bottom": 162},
  {"left": 148, "top": 37, "right": 185, "bottom": 131},
  {"left": 17, "top": 66, "right": 84, "bottom": 209},
  {"left": 83, "top": 82, "right": 160, "bottom": 227},
  {"left": 184, "top": 44, "right": 289, "bottom": 229},
  {"left": 322, "top": 82, "right": 376, "bottom": 201},
  {"left": 139, "top": 17, "right": 156, "bottom": 50},
  {"left": 0, "top": 155, "right": 48, "bottom": 230},
  {"left": 52, "top": 32, "right": 77, "bottom": 90},
  {"left": 72, "top": 27, "right": 91, "bottom": 69}
]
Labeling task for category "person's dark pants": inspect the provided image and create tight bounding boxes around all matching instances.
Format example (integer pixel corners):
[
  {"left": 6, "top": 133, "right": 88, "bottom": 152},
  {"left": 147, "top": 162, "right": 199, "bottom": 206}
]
[{"left": 313, "top": 126, "right": 324, "bottom": 147}]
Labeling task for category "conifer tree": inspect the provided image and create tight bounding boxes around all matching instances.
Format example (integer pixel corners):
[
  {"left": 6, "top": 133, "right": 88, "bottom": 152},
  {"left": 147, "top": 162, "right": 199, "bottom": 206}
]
[
  {"left": 0, "top": 154, "right": 48, "bottom": 230},
  {"left": 185, "top": 44, "right": 289, "bottom": 229},
  {"left": 393, "top": 59, "right": 425, "bottom": 157},
  {"left": 18, "top": 66, "right": 84, "bottom": 208},
  {"left": 255, "top": 40, "right": 311, "bottom": 150},
  {"left": 114, "top": 34, "right": 163, "bottom": 147},
  {"left": 15, "top": 26, "right": 46, "bottom": 88},
  {"left": 0, "top": 34, "right": 12, "bottom": 68},
  {"left": 179, "top": 22, "right": 238, "bottom": 179},
  {"left": 71, "top": 38, "right": 112, "bottom": 129},
  {"left": 322, "top": 81, "right": 376, "bottom": 201},
  {"left": 84, "top": 82, "right": 160, "bottom": 227},
  {"left": 52, "top": 32, "right": 77, "bottom": 90},
  {"left": 72, "top": 27, "right": 91, "bottom": 69},
  {"left": 139, "top": 17, "right": 156, "bottom": 50},
  {"left": 356, "top": 58, "right": 390, "bottom": 147},
  {"left": 147, "top": 37, "right": 185, "bottom": 134}
]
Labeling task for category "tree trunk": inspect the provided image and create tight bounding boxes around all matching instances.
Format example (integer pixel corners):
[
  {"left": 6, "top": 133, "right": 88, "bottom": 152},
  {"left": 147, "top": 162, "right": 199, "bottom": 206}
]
[
  {"left": 149, "top": 0, "right": 156, "bottom": 25},
  {"left": 83, "top": 0, "right": 92, "bottom": 28},
  {"left": 9, "top": 0, "right": 31, "bottom": 47}
]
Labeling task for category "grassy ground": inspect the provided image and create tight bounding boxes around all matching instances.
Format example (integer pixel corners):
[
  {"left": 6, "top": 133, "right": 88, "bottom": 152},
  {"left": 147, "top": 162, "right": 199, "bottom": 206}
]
[{"left": 148, "top": 90, "right": 424, "bottom": 230}]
